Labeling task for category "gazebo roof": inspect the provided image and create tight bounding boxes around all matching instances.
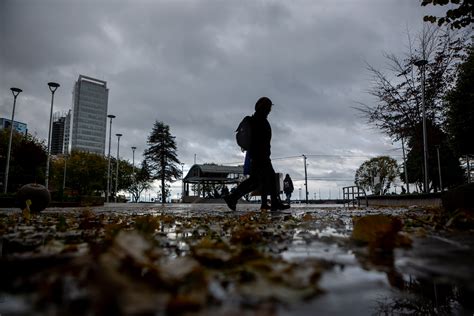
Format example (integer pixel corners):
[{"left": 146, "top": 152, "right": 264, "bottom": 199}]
[{"left": 183, "top": 164, "right": 244, "bottom": 183}]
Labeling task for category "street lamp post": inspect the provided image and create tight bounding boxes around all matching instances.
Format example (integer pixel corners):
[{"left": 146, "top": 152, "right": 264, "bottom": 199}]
[
  {"left": 131, "top": 146, "right": 136, "bottom": 175},
  {"left": 401, "top": 137, "right": 410, "bottom": 193},
  {"left": 436, "top": 145, "right": 443, "bottom": 191},
  {"left": 3, "top": 87, "right": 23, "bottom": 194},
  {"left": 62, "top": 154, "right": 69, "bottom": 198},
  {"left": 106, "top": 115, "right": 116, "bottom": 202},
  {"left": 115, "top": 133, "right": 122, "bottom": 203},
  {"left": 181, "top": 163, "right": 185, "bottom": 201},
  {"left": 415, "top": 59, "right": 429, "bottom": 193},
  {"left": 131, "top": 146, "right": 136, "bottom": 203},
  {"left": 302, "top": 154, "right": 308, "bottom": 204},
  {"left": 45, "top": 82, "right": 60, "bottom": 189}
]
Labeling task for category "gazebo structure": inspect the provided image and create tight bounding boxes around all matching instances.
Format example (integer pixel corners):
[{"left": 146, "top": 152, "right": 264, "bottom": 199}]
[{"left": 182, "top": 164, "right": 244, "bottom": 202}]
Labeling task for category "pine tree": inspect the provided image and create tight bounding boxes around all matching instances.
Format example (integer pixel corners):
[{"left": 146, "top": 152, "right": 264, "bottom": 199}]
[
  {"left": 446, "top": 46, "right": 474, "bottom": 157},
  {"left": 144, "top": 121, "right": 181, "bottom": 203}
]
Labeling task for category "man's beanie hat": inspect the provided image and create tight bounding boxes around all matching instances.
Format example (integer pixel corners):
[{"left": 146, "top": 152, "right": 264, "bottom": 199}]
[{"left": 255, "top": 97, "right": 273, "bottom": 112}]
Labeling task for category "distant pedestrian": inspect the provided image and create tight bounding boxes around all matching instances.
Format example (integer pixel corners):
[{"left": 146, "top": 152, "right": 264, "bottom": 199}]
[
  {"left": 224, "top": 97, "right": 290, "bottom": 212},
  {"left": 283, "top": 174, "right": 294, "bottom": 203}
]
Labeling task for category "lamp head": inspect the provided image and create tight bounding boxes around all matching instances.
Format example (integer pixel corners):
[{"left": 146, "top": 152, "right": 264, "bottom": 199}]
[
  {"left": 131, "top": 146, "right": 137, "bottom": 150},
  {"left": 108, "top": 114, "right": 116, "bottom": 119},
  {"left": 116, "top": 133, "right": 122, "bottom": 137},
  {"left": 10, "top": 87, "right": 22, "bottom": 97},
  {"left": 48, "top": 82, "right": 60, "bottom": 93}
]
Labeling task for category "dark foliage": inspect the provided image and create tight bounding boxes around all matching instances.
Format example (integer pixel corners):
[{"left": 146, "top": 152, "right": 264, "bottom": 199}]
[
  {"left": 422, "top": 0, "right": 474, "bottom": 29},
  {"left": 0, "top": 129, "right": 47, "bottom": 193},
  {"left": 405, "top": 120, "right": 464, "bottom": 191},
  {"left": 442, "top": 183, "right": 474, "bottom": 213},
  {"left": 445, "top": 46, "right": 474, "bottom": 157}
]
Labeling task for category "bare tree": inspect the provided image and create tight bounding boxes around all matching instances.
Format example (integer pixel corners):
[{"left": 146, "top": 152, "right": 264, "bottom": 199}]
[{"left": 356, "top": 26, "right": 467, "bottom": 141}]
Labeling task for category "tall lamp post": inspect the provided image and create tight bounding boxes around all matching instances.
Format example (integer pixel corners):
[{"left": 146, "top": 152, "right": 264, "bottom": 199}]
[
  {"left": 3, "top": 87, "right": 23, "bottom": 194},
  {"left": 401, "top": 137, "right": 410, "bottom": 193},
  {"left": 302, "top": 155, "right": 308, "bottom": 204},
  {"left": 131, "top": 146, "right": 136, "bottom": 175},
  {"left": 45, "top": 82, "right": 60, "bottom": 189},
  {"left": 415, "top": 59, "right": 429, "bottom": 193},
  {"left": 131, "top": 146, "right": 136, "bottom": 202},
  {"left": 106, "top": 114, "right": 116, "bottom": 202},
  {"left": 181, "top": 163, "right": 185, "bottom": 201},
  {"left": 62, "top": 154, "right": 68, "bottom": 195},
  {"left": 115, "top": 133, "right": 122, "bottom": 202},
  {"left": 436, "top": 145, "right": 443, "bottom": 191}
]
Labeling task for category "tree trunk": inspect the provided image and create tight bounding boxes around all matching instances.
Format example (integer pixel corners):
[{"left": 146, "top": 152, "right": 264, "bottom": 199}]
[{"left": 161, "top": 155, "right": 166, "bottom": 204}]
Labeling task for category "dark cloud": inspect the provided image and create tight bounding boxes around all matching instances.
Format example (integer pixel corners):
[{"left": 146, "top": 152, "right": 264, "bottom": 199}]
[{"left": 0, "top": 0, "right": 448, "bottom": 198}]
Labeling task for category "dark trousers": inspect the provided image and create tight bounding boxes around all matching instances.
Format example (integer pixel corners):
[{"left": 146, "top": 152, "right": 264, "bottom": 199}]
[{"left": 232, "top": 158, "right": 278, "bottom": 202}]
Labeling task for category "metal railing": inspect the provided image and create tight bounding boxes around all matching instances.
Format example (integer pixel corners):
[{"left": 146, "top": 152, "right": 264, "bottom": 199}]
[{"left": 342, "top": 186, "right": 367, "bottom": 208}]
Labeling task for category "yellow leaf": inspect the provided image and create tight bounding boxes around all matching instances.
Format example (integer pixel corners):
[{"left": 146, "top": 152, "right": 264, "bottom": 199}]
[
  {"left": 352, "top": 215, "right": 403, "bottom": 249},
  {"left": 22, "top": 199, "right": 32, "bottom": 221}
]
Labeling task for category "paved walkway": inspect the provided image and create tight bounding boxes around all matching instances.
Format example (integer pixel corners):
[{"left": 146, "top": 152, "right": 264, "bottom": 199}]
[{"left": 1, "top": 203, "right": 473, "bottom": 315}]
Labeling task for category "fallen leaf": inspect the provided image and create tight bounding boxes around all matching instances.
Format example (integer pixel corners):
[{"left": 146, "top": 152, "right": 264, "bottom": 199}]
[{"left": 352, "top": 215, "right": 403, "bottom": 249}]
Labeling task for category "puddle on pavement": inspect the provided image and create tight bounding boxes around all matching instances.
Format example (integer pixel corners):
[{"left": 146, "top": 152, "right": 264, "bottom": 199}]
[
  {"left": 281, "top": 230, "right": 474, "bottom": 315},
  {"left": 1, "top": 205, "right": 474, "bottom": 315}
]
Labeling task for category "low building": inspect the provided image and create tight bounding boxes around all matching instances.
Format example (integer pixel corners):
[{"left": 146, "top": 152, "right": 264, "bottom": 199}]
[
  {"left": 182, "top": 164, "right": 244, "bottom": 202},
  {"left": 0, "top": 118, "right": 27, "bottom": 135}
]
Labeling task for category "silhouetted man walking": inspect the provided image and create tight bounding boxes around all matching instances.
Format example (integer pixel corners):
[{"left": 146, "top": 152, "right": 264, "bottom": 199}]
[{"left": 224, "top": 97, "right": 290, "bottom": 212}]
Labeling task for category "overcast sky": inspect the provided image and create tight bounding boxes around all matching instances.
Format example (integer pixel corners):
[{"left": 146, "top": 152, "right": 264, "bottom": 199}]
[{"left": 0, "top": 0, "right": 448, "bottom": 199}]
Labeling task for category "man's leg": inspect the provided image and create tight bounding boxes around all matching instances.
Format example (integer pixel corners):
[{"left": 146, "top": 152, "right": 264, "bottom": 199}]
[
  {"left": 224, "top": 175, "right": 258, "bottom": 211},
  {"left": 260, "top": 161, "right": 290, "bottom": 211}
]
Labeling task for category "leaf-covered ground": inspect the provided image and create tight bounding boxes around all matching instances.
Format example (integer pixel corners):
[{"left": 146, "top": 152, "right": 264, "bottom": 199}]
[{"left": 1, "top": 204, "right": 473, "bottom": 315}]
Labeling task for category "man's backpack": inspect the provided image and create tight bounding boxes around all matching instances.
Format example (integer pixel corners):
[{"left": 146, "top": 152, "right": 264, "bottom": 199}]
[{"left": 236, "top": 115, "right": 252, "bottom": 151}]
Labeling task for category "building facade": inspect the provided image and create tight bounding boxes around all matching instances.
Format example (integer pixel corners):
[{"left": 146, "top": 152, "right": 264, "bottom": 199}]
[
  {"left": 63, "top": 110, "right": 71, "bottom": 154},
  {"left": 51, "top": 115, "right": 65, "bottom": 155},
  {"left": 50, "top": 111, "right": 71, "bottom": 155},
  {"left": 0, "top": 118, "right": 28, "bottom": 134},
  {"left": 71, "top": 75, "right": 109, "bottom": 155}
]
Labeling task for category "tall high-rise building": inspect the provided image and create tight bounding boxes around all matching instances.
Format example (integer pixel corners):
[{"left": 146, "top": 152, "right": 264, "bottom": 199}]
[
  {"left": 51, "top": 111, "right": 71, "bottom": 155},
  {"left": 63, "top": 110, "right": 71, "bottom": 154},
  {"left": 71, "top": 75, "right": 109, "bottom": 155},
  {"left": 51, "top": 114, "right": 66, "bottom": 155}
]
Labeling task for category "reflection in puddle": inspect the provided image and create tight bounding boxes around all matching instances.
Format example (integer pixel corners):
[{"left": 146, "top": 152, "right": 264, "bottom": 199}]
[{"left": 283, "top": 234, "right": 474, "bottom": 315}]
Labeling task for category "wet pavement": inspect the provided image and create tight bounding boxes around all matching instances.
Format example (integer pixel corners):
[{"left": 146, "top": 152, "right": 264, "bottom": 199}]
[{"left": 1, "top": 203, "right": 473, "bottom": 315}]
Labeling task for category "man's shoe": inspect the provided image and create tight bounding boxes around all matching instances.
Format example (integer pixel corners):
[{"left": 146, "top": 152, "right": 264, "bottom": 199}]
[
  {"left": 224, "top": 195, "right": 237, "bottom": 211},
  {"left": 271, "top": 202, "right": 290, "bottom": 211}
]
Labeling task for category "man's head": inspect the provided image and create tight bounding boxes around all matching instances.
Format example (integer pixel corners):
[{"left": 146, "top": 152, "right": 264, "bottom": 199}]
[{"left": 255, "top": 97, "right": 273, "bottom": 114}]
